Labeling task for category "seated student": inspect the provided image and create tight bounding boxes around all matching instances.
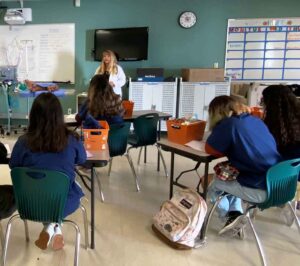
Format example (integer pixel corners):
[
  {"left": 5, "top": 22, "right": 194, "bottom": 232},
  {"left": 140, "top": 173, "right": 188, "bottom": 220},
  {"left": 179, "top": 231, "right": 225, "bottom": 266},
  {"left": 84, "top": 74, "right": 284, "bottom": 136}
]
[
  {"left": 205, "top": 95, "right": 281, "bottom": 236},
  {"left": 9, "top": 93, "right": 86, "bottom": 250},
  {"left": 76, "top": 74, "right": 124, "bottom": 128},
  {"left": 262, "top": 85, "right": 300, "bottom": 208}
]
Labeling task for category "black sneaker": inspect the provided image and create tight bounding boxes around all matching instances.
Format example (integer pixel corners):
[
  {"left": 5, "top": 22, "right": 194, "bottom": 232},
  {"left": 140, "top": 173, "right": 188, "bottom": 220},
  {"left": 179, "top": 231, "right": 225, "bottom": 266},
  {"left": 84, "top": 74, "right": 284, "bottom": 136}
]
[{"left": 219, "top": 211, "right": 246, "bottom": 236}]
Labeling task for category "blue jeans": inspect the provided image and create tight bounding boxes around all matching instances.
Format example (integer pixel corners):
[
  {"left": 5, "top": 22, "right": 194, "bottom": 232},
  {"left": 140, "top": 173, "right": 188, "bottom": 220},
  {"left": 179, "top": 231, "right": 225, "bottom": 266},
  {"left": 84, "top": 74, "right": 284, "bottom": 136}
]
[{"left": 208, "top": 177, "right": 267, "bottom": 218}]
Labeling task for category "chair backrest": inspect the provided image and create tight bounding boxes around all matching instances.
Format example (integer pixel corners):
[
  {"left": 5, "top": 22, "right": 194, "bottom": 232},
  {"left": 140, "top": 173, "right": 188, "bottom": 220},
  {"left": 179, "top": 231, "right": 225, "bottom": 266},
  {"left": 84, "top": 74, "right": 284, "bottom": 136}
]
[
  {"left": 258, "top": 158, "right": 300, "bottom": 210},
  {"left": 10, "top": 167, "right": 70, "bottom": 224},
  {"left": 108, "top": 122, "right": 130, "bottom": 157},
  {"left": 132, "top": 113, "right": 159, "bottom": 146}
]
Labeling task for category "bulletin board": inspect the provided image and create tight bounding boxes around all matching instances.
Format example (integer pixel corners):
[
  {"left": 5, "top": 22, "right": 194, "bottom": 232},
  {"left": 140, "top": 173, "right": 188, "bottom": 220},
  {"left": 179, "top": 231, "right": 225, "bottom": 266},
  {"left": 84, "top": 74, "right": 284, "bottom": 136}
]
[
  {"left": 0, "top": 23, "right": 75, "bottom": 83},
  {"left": 225, "top": 18, "right": 300, "bottom": 82}
]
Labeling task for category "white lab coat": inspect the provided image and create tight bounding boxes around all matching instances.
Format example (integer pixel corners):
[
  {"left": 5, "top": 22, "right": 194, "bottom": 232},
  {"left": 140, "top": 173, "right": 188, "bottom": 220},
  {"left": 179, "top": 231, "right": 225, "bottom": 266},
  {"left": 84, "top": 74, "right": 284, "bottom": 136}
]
[{"left": 95, "top": 65, "right": 126, "bottom": 96}]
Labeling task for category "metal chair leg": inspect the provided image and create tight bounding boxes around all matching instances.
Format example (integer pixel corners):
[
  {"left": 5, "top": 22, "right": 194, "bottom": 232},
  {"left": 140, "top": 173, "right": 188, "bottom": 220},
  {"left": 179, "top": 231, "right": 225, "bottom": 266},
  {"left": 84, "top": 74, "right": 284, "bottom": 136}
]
[
  {"left": 63, "top": 220, "right": 81, "bottom": 266},
  {"left": 0, "top": 222, "right": 4, "bottom": 248},
  {"left": 200, "top": 194, "right": 226, "bottom": 241},
  {"left": 23, "top": 220, "right": 30, "bottom": 242},
  {"left": 156, "top": 144, "right": 169, "bottom": 178},
  {"left": 287, "top": 201, "right": 300, "bottom": 233},
  {"left": 79, "top": 204, "right": 89, "bottom": 249},
  {"left": 125, "top": 153, "right": 140, "bottom": 192},
  {"left": 2, "top": 214, "right": 20, "bottom": 266},
  {"left": 246, "top": 212, "right": 267, "bottom": 266},
  {"left": 93, "top": 168, "right": 104, "bottom": 202},
  {"left": 108, "top": 158, "right": 113, "bottom": 176},
  {"left": 137, "top": 147, "right": 143, "bottom": 165}
]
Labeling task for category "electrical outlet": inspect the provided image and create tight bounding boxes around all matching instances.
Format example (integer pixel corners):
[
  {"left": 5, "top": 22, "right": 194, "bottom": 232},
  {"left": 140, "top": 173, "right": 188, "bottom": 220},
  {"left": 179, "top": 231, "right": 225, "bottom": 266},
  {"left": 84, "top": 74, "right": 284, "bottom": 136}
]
[{"left": 68, "top": 108, "right": 72, "bottom": 115}]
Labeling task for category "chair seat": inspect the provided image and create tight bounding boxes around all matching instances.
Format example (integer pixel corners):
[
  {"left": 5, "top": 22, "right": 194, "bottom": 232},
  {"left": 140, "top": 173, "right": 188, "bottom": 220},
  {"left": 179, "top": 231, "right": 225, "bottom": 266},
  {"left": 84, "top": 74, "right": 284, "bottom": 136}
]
[{"left": 0, "top": 185, "right": 16, "bottom": 220}]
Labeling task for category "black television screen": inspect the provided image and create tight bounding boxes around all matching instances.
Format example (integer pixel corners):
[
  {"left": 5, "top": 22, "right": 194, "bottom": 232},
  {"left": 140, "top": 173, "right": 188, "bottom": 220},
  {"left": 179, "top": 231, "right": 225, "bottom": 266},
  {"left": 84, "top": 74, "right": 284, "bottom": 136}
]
[{"left": 94, "top": 27, "right": 148, "bottom": 61}]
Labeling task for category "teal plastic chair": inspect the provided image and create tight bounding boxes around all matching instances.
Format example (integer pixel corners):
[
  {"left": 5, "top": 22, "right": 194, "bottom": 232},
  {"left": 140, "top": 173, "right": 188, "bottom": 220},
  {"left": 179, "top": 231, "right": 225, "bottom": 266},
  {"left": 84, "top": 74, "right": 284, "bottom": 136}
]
[
  {"left": 2, "top": 167, "right": 89, "bottom": 266},
  {"left": 202, "top": 159, "right": 300, "bottom": 266},
  {"left": 108, "top": 122, "right": 140, "bottom": 191},
  {"left": 127, "top": 113, "right": 168, "bottom": 178}
]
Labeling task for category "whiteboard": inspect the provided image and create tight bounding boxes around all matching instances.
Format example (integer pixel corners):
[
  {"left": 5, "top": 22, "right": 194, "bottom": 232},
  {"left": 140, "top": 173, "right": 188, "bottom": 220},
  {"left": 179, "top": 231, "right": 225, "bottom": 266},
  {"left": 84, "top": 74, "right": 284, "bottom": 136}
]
[
  {"left": 225, "top": 18, "right": 300, "bottom": 82},
  {"left": 0, "top": 23, "right": 75, "bottom": 83}
]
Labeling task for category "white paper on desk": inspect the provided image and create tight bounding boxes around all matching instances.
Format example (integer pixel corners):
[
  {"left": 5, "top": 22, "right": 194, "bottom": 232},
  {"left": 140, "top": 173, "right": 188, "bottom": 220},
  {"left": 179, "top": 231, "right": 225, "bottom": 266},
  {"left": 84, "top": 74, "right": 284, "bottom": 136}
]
[
  {"left": 64, "top": 114, "right": 76, "bottom": 122},
  {"left": 184, "top": 140, "right": 206, "bottom": 152},
  {"left": 86, "top": 150, "right": 93, "bottom": 158}
]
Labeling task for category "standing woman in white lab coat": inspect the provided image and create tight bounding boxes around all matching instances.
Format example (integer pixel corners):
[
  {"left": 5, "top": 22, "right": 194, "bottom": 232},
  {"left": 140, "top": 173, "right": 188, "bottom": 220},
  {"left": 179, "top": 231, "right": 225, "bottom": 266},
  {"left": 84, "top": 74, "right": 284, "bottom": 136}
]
[{"left": 95, "top": 50, "right": 126, "bottom": 97}]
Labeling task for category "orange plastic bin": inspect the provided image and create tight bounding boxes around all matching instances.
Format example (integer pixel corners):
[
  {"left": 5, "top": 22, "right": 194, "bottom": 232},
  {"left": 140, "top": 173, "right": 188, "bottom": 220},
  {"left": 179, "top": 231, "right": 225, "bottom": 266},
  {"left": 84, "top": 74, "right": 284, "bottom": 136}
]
[
  {"left": 122, "top": 100, "right": 134, "bottom": 118},
  {"left": 166, "top": 119, "right": 206, "bottom": 145},
  {"left": 83, "top": 121, "right": 110, "bottom": 150}
]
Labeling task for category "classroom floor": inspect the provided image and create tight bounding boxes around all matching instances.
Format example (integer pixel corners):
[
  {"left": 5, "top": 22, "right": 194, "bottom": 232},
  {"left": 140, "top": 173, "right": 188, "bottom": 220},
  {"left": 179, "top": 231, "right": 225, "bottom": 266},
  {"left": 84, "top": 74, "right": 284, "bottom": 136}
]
[{"left": 0, "top": 135, "right": 299, "bottom": 266}]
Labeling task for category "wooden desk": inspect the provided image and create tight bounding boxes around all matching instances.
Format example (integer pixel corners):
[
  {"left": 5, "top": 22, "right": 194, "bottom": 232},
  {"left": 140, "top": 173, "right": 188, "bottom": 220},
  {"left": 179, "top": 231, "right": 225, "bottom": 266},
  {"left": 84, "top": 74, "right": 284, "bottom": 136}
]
[
  {"left": 124, "top": 110, "right": 171, "bottom": 122},
  {"left": 84, "top": 147, "right": 110, "bottom": 249},
  {"left": 66, "top": 110, "right": 172, "bottom": 170},
  {"left": 157, "top": 139, "right": 215, "bottom": 200},
  {"left": 65, "top": 110, "right": 172, "bottom": 128}
]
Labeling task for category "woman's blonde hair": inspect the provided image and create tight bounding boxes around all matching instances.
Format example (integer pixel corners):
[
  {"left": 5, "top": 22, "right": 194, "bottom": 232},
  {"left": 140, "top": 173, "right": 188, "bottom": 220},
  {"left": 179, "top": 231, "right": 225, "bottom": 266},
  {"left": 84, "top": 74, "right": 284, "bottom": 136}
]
[
  {"left": 96, "top": 50, "right": 118, "bottom": 75},
  {"left": 208, "top": 95, "right": 241, "bottom": 130}
]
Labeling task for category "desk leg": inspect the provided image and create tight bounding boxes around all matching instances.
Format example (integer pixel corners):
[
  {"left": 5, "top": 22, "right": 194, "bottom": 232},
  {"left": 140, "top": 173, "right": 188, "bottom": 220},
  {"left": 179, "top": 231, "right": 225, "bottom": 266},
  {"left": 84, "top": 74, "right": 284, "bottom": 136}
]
[
  {"left": 91, "top": 166, "right": 95, "bottom": 249},
  {"left": 203, "top": 162, "right": 209, "bottom": 200},
  {"left": 169, "top": 152, "right": 175, "bottom": 199},
  {"left": 144, "top": 146, "right": 147, "bottom": 163},
  {"left": 157, "top": 120, "right": 161, "bottom": 171}
]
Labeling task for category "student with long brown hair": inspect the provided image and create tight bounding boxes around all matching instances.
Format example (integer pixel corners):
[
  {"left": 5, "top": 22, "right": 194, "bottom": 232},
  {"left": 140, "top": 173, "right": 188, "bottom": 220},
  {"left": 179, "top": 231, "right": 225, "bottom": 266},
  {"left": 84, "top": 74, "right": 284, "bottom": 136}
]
[
  {"left": 76, "top": 74, "right": 124, "bottom": 128},
  {"left": 262, "top": 85, "right": 300, "bottom": 162},
  {"left": 205, "top": 95, "right": 281, "bottom": 236},
  {"left": 9, "top": 93, "right": 87, "bottom": 250},
  {"left": 262, "top": 84, "right": 300, "bottom": 210},
  {"left": 95, "top": 49, "right": 126, "bottom": 96}
]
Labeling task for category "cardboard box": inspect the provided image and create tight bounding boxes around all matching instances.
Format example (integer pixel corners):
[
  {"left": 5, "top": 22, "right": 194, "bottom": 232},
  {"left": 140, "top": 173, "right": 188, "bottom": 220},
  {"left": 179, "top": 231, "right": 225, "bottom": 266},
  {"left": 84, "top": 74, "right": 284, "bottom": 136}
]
[
  {"left": 166, "top": 119, "right": 206, "bottom": 145},
  {"left": 181, "top": 68, "right": 224, "bottom": 82}
]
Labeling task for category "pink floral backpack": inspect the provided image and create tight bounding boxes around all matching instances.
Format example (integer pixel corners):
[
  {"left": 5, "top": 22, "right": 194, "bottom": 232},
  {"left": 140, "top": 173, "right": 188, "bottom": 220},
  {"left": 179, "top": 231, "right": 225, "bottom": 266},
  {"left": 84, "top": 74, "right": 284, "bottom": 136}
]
[{"left": 152, "top": 188, "right": 207, "bottom": 249}]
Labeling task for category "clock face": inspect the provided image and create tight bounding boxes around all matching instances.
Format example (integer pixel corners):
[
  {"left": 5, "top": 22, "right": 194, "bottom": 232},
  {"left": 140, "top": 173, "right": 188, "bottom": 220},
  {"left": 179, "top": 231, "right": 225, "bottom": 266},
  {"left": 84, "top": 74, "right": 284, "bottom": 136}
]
[{"left": 179, "top": 11, "right": 197, "bottom": 29}]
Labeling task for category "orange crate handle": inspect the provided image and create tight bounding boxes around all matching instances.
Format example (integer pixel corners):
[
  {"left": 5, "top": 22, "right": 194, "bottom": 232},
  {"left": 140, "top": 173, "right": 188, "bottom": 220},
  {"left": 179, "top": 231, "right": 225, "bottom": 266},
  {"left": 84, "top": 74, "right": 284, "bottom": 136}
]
[{"left": 171, "top": 124, "right": 181, "bottom": 129}]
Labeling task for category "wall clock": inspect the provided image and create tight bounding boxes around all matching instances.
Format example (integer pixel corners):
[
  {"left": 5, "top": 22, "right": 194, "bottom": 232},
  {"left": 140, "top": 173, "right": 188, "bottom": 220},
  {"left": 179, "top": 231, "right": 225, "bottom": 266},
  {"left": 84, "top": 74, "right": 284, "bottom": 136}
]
[{"left": 178, "top": 11, "right": 197, "bottom": 29}]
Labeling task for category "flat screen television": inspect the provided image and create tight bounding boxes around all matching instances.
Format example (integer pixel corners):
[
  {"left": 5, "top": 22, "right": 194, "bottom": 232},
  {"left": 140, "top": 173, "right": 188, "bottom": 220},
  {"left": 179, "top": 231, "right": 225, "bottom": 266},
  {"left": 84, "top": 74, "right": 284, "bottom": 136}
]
[{"left": 94, "top": 27, "right": 148, "bottom": 61}]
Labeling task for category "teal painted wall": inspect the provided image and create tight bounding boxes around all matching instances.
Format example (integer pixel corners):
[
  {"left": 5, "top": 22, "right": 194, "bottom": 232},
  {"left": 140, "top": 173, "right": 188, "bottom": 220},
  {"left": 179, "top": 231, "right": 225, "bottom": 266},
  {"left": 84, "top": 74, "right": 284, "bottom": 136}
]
[{"left": 1, "top": 0, "right": 300, "bottom": 112}]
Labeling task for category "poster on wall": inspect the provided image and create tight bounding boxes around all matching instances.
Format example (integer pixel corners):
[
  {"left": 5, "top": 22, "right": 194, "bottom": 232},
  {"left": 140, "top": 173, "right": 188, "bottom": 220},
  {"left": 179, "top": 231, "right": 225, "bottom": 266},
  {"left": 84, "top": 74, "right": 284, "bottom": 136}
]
[{"left": 225, "top": 18, "right": 300, "bottom": 82}]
